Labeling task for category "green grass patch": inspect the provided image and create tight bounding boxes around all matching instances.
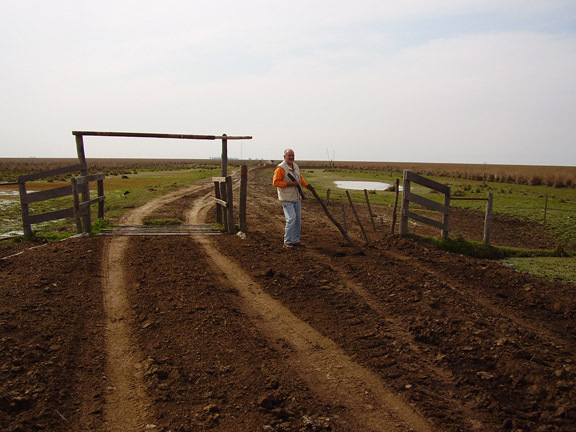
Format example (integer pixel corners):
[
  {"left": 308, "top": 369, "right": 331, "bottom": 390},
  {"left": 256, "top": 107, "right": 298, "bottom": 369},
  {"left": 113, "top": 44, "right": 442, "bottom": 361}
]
[
  {"left": 143, "top": 218, "right": 183, "bottom": 226},
  {"left": 1, "top": 167, "right": 220, "bottom": 241},
  {"left": 502, "top": 256, "right": 576, "bottom": 285},
  {"left": 295, "top": 167, "right": 576, "bottom": 250},
  {"left": 414, "top": 234, "right": 571, "bottom": 260}
]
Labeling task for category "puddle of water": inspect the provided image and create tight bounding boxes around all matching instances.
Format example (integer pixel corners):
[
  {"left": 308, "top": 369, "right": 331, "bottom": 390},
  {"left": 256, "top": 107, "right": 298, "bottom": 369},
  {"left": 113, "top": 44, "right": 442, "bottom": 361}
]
[
  {"left": 0, "top": 199, "right": 19, "bottom": 210},
  {"left": 0, "top": 190, "right": 19, "bottom": 196},
  {"left": 334, "top": 181, "right": 401, "bottom": 191},
  {"left": 0, "top": 230, "right": 24, "bottom": 239}
]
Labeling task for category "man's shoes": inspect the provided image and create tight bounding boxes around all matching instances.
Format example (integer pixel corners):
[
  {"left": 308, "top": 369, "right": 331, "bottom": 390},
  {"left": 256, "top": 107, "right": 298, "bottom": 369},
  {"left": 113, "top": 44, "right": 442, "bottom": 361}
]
[
  {"left": 293, "top": 242, "right": 305, "bottom": 248},
  {"left": 283, "top": 243, "right": 294, "bottom": 249}
]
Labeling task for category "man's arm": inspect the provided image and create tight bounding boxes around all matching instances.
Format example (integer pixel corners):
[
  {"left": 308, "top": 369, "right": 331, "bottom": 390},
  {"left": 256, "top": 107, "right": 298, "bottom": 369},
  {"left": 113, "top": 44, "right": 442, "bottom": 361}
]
[{"left": 273, "top": 167, "right": 288, "bottom": 188}]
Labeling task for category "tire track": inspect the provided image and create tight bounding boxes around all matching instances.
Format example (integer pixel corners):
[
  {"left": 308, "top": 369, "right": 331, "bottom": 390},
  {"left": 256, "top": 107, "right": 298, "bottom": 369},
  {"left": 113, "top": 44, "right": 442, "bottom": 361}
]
[
  {"left": 188, "top": 191, "right": 435, "bottom": 432},
  {"left": 100, "top": 183, "right": 209, "bottom": 432}
]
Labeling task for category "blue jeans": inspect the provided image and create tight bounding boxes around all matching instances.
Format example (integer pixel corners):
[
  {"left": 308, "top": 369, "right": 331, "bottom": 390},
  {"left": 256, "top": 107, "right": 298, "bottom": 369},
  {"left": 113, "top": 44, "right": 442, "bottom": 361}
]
[{"left": 281, "top": 201, "right": 302, "bottom": 245}]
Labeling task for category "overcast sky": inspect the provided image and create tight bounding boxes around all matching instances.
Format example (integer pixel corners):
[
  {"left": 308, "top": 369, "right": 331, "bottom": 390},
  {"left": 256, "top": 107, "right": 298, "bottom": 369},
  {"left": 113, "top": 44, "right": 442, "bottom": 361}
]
[{"left": 1, "top": 0, "right": 575, "bottom": 165}]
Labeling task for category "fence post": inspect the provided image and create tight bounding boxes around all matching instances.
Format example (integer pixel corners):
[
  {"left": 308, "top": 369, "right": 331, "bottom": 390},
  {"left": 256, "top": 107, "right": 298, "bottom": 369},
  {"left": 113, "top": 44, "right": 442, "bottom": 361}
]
[
  {"left": 225, "top": 175, "right": 235, "bottom": 234},
  {"left": 18, "top": 180, "right": 32, "bottom": 237},
  {"left": 71, "top": 178, "right": 83, "bottom": 233},
  {"left": 220, "top": 181, "right": 228, "bottom": 232},
  {"left": 442, "top": 190, "right": 450, "bottom": 238},
  {"left": 214, "top": 181, "right": 223, "bottom": 225},
  {"left": 400, "top": 170, "right": 410, "bottom": 236},
  {"left": 75, "top": 134, "right": 91, "bottom": 232},
  {"left": 239, "top": 165, "right": 247, "bottom": 232},
  {"left": 221, "top": 134, "right": 228, "bottom": 177},
  {"left": 364, "top": 189, "right": 377, "bottom": 231},
  {"left": 391, "top": 178, "right": 400, "bottom": 234},
  {"left": 346, "top": 190, "right": 369, "bottom": 244},
  {"left": 483, "top": 192, "right": 493, "bottom": 244}
]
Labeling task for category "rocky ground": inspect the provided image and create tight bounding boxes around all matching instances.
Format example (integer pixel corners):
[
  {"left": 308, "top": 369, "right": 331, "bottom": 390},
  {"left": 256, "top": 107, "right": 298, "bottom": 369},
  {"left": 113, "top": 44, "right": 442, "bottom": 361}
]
[{"left": 1, "top": 166, "right": 574, "bottom": 432}]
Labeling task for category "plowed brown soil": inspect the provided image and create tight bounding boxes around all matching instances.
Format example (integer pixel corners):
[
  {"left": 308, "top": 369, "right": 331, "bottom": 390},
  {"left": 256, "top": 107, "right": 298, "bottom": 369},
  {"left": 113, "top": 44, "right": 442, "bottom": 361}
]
[{"left": 1, "top": 166, "right": 575, "bottom": 432}]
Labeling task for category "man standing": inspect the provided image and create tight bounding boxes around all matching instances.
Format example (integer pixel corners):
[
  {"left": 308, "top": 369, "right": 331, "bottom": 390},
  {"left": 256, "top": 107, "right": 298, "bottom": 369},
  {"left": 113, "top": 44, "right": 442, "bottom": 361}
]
[{"left": 273, "top": 149, "right": 311, "bottom": 248}]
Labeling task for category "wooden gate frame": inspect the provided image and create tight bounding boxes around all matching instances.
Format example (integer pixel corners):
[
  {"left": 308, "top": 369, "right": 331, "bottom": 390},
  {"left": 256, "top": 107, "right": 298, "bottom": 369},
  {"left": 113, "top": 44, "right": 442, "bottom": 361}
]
[
  {"left": 71, "top": 173, "right": 106, "bottom": 234},
  {"left": 73, "top": 131, "right": 252, "bottom": 233},
  {"left": 451, "top": 193, "right": 494, "bottom": 244},
  {"left": 212, "top": 165, "right": 249, "bottom": 234},
  {"left": 17, "top": 165, "right": 105, "bottom": 237},
  {"left": 400, "top": 170, "right": 451, "bottom": 238}
]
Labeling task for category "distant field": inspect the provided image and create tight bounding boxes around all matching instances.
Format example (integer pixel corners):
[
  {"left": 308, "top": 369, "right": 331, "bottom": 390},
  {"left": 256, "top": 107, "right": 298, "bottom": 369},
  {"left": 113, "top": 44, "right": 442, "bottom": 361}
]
[
  {"left": 1, "top": 158, "right": 575, "bottom": 248},
  {"left": 1, "top": 158, "right": 575, "bottom": 187},
  {"left": 299, "top": 160, "right": 576, "bottom": 189}
]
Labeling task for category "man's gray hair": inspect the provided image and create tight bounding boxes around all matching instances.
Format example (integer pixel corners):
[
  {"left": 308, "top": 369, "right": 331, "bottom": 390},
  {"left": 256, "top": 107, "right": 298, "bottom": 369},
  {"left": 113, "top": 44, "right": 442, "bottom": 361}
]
[{"left": 284, "top": 148, "right": 294, "bottom": 155}]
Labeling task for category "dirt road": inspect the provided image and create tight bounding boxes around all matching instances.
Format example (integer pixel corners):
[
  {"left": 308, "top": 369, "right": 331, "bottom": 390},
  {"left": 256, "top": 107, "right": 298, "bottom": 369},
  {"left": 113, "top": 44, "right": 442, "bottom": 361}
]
[{"left": 1, "top": 166, "right": 575, "bottom": 431}]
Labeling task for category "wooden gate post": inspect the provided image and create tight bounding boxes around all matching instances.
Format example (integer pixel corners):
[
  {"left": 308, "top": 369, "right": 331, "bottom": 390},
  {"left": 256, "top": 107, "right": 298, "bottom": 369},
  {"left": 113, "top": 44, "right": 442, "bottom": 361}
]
[
  {"left": 400, "top": 171, "right": 411, "bottom": 235},
  {"left": 225, "top": 175, "right": 234, "bottom": 234},
  {"left": 391, "top": 178, "right": 400, "bottom": 235},
  {"left": 239, "top": 165, "right": 247, "bottom": 232},
  {"left": 221, "top": 134, "right": 228, "bottom": 177},
  {"left": 75, "top": 134, "right": 92, "bottom": 232},
  {"left": 442, "top": 193, "right": 450, "bottom": 239},
  {"left": 18, "top": 180, "right": 32, "bottom": 237},
  {"left": 220, "top": 181, "right": 228, "bottom": 232},
  {"left": 214, "top": 180, "right": 223, "bottom": 225}
]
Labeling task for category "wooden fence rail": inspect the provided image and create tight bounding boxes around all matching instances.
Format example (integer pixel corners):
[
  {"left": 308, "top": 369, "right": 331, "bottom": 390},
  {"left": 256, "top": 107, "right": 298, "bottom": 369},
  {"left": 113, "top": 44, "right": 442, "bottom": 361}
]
[
  {"left": 213, "top": 176, "right": 234, "bottom": 234},
  {"left": 400, "top": 170, "right": 451, "bottom": 238},
  {"left": 18, "top": 166, "right": 105, "bottom": 236},
  {"left": 71, "top": 173, "right": 106, "bottom": 234},
  {"left": 451, "top": 193, "right": 494, "bottom": 244}
]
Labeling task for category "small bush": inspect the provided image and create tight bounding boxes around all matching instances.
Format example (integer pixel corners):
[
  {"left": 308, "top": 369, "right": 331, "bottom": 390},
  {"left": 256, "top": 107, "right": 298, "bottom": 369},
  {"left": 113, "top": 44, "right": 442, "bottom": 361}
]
[{"left": 529, "top": 176, "right": 542, "bottom": 186}]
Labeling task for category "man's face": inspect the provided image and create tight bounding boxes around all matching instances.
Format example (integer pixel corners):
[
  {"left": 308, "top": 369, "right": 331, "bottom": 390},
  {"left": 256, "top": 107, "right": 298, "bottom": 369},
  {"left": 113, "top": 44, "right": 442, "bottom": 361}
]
[{"left": 284, "top": 151, "right": 295, "bottom": 164}]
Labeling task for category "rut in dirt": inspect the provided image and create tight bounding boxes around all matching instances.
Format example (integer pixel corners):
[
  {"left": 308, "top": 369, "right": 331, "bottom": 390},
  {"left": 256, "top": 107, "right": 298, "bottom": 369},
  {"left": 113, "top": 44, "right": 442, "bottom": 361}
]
[
  {"left": 188, "top": 191, "right": 435, "bottom": 432},
  {"left": 100, "top": 184, "right": 208, "bottom": 431}
]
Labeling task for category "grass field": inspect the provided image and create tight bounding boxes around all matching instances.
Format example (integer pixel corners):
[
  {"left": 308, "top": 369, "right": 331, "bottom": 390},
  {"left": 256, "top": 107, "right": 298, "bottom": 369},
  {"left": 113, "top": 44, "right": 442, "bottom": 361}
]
[
  {"left": 0, "top": 162, "right": 221, "bottom": 239},
  {"left": 1, "top": 158, "right": 574, "bottom": 248},
  {"left": 1, "top": 158, "right": 575, "bottom": 283},
  {"left": 299, "top": 167, "right": 576, "bottom": 249}
]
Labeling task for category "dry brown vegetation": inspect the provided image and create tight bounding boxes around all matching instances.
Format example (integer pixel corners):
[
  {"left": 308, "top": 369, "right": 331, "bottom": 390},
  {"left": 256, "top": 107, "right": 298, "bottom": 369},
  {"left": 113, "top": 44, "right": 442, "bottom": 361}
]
[
  {"left": 300, "top": 161, "right": 576, "bottom": 189},
  {"left": 0, "top": 158, "right": 220, "bottom": 182},
  {"left": 1, "top": 158, "right": 575, "bottom": 189}
]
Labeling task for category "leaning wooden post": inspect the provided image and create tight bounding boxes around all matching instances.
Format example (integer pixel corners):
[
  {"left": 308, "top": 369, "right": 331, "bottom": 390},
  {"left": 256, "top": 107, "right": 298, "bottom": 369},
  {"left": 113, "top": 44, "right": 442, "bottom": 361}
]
[
  {"left": 239, "top": 165, "right": 247, "bottom": 232},
  {"left": 346, "top": 190, "right": 370, "bottom": 244},
  {"left": 400, "top": 171, "right": 411, "bottom": 236},
  {"left": 341, "top": 204, "right": 347, "bottom": 233},
  {"left": 482, "top": 192, "right": 493, "bottom": 244},
  {"left": 364, "top": 189, "right": 377, "bottom": 231},
  {"left": 75, "top": 134, "right": 91, "bottom": 233},
  {"left": 225, "top": 175, "right": 235, "bottom": 234},
  {"left": 307, "top": 186, "right": 355, "bottom": 247},
  {"left": 221, "top": 134, "right": 228, "bottom": 177}
]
